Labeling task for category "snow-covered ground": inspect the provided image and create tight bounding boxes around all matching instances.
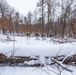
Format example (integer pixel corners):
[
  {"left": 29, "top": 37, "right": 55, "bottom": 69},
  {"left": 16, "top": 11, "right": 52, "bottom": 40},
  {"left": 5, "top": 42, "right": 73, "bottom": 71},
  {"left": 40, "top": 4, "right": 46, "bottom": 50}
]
[
  {"left": 0, "top": 66, "right": 76, "bottom": 75},
  {"left": 0, "top": 34, "right": 76, "bottom": 57},
  {"left": 0, "top": 34, "right": 76, "bottom": 75}
]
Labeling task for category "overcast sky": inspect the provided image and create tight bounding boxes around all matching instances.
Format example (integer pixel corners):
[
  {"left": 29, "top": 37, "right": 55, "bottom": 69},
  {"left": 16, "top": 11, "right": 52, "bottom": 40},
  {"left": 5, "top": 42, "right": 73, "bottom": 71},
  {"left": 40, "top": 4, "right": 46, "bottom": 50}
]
[{"left": 6, "top": 0, "right": 38, "bottom": 16}]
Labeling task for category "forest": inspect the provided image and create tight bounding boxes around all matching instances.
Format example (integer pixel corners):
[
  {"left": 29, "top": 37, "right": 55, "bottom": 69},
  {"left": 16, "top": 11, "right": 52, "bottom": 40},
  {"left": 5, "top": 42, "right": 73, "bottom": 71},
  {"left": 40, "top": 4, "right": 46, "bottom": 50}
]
[{"left": 0, "top": 0, "right": 76, "bottom": 38}]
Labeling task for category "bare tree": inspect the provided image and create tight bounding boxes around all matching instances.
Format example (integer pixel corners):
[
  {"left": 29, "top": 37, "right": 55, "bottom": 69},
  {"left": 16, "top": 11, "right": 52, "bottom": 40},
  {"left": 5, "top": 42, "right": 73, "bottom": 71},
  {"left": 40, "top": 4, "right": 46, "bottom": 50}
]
[
  {"left": 26, "top": 11, "right": 33, "bottom": 34},
  {"left": 0, "top": 0, "right": 9, "bottom": 34},
  {"left": 37, "top": 0, "right": 45, "bottom": 35},
  {"left": 27, "top": 11, "right": 33, "bottom": 24},
  {"left": 7, "top": 7, "right": 15, "bottom": 34},
  {"left": 59, "top": 0, "right": 75, "bottom": 38},
  {"left": 13, "top": 12, "right": 21, "bottom": 35},
  {"left": 33, "top": 9, "right": 38, "bottom": 24},
  {"left": 45, "top": 0, "right": 56, "bottom": 37}
]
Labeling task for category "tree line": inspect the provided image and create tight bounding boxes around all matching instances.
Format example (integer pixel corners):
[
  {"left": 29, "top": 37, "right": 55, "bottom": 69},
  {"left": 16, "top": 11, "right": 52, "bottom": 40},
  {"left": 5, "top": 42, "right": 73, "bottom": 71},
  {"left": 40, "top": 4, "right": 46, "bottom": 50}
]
[{"left": 0, "top": 0, "right": 76, "bottom": 38}]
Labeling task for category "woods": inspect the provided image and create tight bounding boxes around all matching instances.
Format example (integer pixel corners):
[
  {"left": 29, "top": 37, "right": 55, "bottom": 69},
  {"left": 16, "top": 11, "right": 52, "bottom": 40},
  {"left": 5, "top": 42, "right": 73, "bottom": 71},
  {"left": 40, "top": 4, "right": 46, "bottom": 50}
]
[{"left": 0, "top": 0, "right": 75, "bottom": 38}]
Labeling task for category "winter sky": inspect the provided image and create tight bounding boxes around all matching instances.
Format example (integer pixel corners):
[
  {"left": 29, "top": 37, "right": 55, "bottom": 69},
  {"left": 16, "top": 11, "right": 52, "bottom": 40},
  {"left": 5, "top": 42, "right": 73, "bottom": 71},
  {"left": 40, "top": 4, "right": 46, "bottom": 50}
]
[{"left": 6, "top": 0, "right": 38, "bottom": 16}]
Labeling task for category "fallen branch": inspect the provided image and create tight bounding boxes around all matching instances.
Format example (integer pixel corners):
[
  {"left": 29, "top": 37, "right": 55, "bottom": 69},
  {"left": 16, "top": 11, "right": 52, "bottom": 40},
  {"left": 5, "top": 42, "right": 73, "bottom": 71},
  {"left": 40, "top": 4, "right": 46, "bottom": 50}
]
[{"left": 51, "top": 58, "right": 73, "bottom": 72}]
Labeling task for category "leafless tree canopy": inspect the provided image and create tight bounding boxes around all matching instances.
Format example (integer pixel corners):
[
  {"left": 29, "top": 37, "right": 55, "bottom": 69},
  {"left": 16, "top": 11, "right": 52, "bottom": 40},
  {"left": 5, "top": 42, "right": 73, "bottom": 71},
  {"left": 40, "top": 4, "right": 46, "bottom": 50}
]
[{"left": 0, "top": 0, "right": 76, "bottom": 38}]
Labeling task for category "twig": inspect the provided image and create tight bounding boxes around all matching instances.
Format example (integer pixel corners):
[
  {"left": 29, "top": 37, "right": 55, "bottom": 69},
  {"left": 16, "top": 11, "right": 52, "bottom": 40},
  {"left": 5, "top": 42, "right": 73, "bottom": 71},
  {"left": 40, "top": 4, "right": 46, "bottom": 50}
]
[
  {"left": 56, "top": 46, "right": 63, "bottom": 56},
  {"left": 40, "top": 67, "right": 50, "bottom": 75},
  {"left": 4, "top": 47, "right": 20, "bottom": 56},
  {"left": 0, "top": 67, "right": 6, "bottom": 75},
  {"left": 13, "top": 67, "right": 16, "bottom": 75},
  {"left": 46, "top": 67, "right": 58, "bottom": 75}
]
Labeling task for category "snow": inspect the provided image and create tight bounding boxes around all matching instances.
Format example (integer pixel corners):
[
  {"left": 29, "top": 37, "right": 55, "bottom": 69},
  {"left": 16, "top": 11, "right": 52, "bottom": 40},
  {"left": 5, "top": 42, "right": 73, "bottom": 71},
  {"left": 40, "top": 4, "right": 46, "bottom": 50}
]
[
  {"left": 0, "top": 34, "right": 76, "bottom": 75},
  {"left": 0, "top": 35, "right": 76, "bottom": 57},
  {"left": 0, "top": 66, "right": 76, "bottom": 75}
]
